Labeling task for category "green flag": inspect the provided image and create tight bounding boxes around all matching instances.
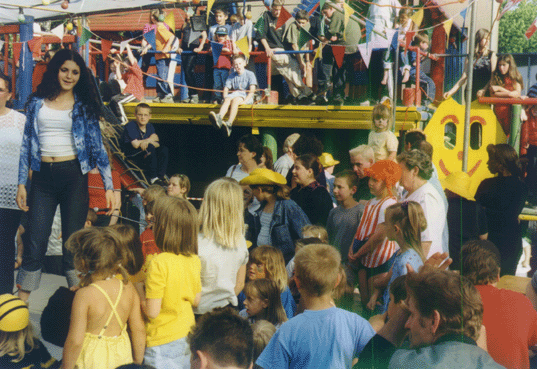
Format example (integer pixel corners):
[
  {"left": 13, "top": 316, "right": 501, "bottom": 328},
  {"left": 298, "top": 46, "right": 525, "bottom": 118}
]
[
  {"left": 254, "top": 16, "right": 265, "bottom": 35},
  {"left": 319, "top": 0, "right": 326, "bottom": 12},
  {"left": 78, "top": 27, "right": 91, "bottom": 47},
  {"left": 298, "top": 28, "right": 313, "bottom": 49}
]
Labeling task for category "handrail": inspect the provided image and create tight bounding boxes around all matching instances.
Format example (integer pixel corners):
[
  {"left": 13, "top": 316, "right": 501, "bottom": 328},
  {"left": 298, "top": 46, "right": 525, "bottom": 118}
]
[{"left": 478, "top": 97, "right": 537, "bottom": 105}]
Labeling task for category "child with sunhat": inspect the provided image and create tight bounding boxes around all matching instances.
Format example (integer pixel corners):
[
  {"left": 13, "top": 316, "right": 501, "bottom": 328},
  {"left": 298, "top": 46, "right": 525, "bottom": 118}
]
[
  {"left": 347, "top": 160, "right": 402, "bottom": 313},
  {"left": 319, "top": 152, "right": 340, "bottom": 205},
  {"left": 240, "top": 168, "right": 310, "bottom": 263},
  {"left": 441, "top": 171, "right": 488, "bottom": 271},
  {"left": 0, "top": 294, "right": 59, "bottom": 368}
]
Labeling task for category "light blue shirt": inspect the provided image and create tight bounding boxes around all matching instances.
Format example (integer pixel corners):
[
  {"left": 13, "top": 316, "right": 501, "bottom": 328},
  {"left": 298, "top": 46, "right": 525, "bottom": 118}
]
[
  {"left": 256, "top": 307, "right": 375, "bottom": 369},
  {"left": 225, "top": 69, "right": 258, "bottom": 91}
]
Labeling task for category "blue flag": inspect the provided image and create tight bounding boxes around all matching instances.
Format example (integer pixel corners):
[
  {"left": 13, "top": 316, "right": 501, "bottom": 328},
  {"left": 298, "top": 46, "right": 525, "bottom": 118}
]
[
  {"left": 460, "top": 8, "right": 467, "bottom": 30},
  {"left": 144, "top": 29, "right": 156, "bottom": 52},
  {"left": 366, "top": 20, "right": 374, "bottom": 45},
  {"left": 211, "top": 41, "right": 223, "bottom": 66},
  {"left": 390, "top": 29, "right": 399, "bottom": 52}
]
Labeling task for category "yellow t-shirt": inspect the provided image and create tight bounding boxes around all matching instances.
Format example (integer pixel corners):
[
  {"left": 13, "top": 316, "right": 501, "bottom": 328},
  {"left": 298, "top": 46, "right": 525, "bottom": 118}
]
[
  {"left": 155, "top": 24, "right": 174, "bottom": 60},
  {"left": 145, "top": 252, "right": 201, "bottom": 347},
  {"left": 368, "top": 130, "right": 399, "bottom": 161}
]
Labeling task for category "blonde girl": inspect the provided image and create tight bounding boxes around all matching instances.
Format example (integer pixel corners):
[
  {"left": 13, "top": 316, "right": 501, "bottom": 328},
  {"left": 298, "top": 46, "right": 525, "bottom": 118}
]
[
  {"left": 193, "top": 178, "right": 249, "bottom": 316},
  {"left": 378, "top": 201, "right": 426, "bottom": 313},
  {"left": 0, "top": 294, "right": 58, "bottom": 368},
  {"left": 109, "top": 224, "right": 144, "bottom": 279},
  {"left": 240, "top": 245, "right": 296, "bottom": 319},
  {"left": 240, "top": 279, "right": 288, "bottom": 328},
  {"left": 62, "top": 227, "right": 146, "bottom": 369},
  {"left": 368, "top": 103, "right": 398, "bottom": 162},
  {"left": 167, "top": 173, "right": 191, "bottom": 199},
  {"left": 144, "top": 196, "right": 201, "bottom": 369}
]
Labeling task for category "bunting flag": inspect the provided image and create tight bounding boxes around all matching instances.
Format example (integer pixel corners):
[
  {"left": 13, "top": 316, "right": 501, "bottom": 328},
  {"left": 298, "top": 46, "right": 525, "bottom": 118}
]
[
  {"left": 365, "top": 20, "right": 374, "bottom": 45},
  {"left": 358, "top": 43, "right": 372, "bottom": 68},
  {"left": 101, "top": 39, "right": 112, "bottom": 60},
  {"left": 298, "top": 27, "right": 313, "bottom": 49},
  {"left": 410, "top": 9, "right": 424, "bottom": 28},
  {"left": 254, "top": 16, "right": 265, "bottom": 35},
  {"left": 120, "top": 40, "right": 129, "bottom": 54},
  {"left": 207, "top": 0, "right": 216, "bottom": 24},
  {"left": 78, "top": 27, "right": 92, "bottom": 47},
  {"left": 27, "top": 37, "right": 42, "bottom": 54},
  {"left": 164, "top": 11, "right": 175, "bottom": 33},
  {"left": 405, "top": 31, "right": 416, "bottom": 54},
  {"left": 276, "top": 7, "right": 292, "bottom": 29},
  {"left": 387, "top": 29, "right": 398, "bottom": 51},
  {"left": 313, "top": 43, "right": 323, "bottom": 62},
  {"left": 0, "top": 41, "right": 5, "bottom": 54},
  {"left": 343, "top": 3, "right": 354, "bottom": 41},
  {"left": 51, "top": 23, "right": 64, "bottom": 42},
  {"left": 525, "top": 14, "right": 537, "bottom": 39},
  {"left": 443, "top": 19, "right": 453, "bottom": 43},
  {"left": 331, "top": 45, "right": 345, "bottom": 68},
  {"left": 13, "top": 42, "right": 22, "bottom": 66},
  {"left": 235, "top": 36, "right": 250, "bottom": 60},
  {"left": 211, "top": 41, "right": 223, "bottom": 66},
  {"left": 188, "top": 30, "right": 201, "bottom": 46},
  {"left": 460, "top": 8, "right": 467, "bottom": 29},
  {"left": 144, "top": 29, "right": 157, "bottom": 52},
  {"left": 319, "top": 0, "right": 326, "bottom": 11},
  {"left": 499, "top": 0, "right": 522, "bottom": 18}
]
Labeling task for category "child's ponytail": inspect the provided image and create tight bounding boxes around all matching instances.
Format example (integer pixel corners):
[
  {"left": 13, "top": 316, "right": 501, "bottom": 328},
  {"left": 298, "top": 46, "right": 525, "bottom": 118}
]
[{"left": 386, "top": 201, "right": 427, "bottom": 261}]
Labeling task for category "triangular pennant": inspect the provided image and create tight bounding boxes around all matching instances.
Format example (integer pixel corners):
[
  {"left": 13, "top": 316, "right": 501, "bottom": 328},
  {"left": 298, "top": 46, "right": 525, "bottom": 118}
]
[
  {"left": 101, "top": 39, "right": 112, "bottom": 60},
  {"left": 27, "top": 37, "right": 43, "bottom": 54},
  {"left": 211, "top": 41, "right": 223, "bottom": 66},
  {"left": 331, "top": 45, "right": 345, "bottom": 68},
  {"left": 144, "top": 29, "right": 157, "bottom": 52},
  {"left": 13, "top": 42, "right": 22, "bottom": 66},
  {"left": 207, "top": 0, "right": 216, "bottom": 24},
  {"left": 276, "top": 7, "right": 292, "bottom": 29},
  {"left": 120, "top": 40, "right": 128, "bottom": 54},
  {"left": 298, "top": 27, "right": 313, "bottom": 49},
  {"left": 358, "top": 43, "right": 372, "bottom": 68},
  {"left": 343, "top": 3, "right": 355, "bottom": 41},
  {"left": 525, "top": 15, "right": 537, "bottom": 40},
  {"left": 0, "top": 41, "right": 5, "bottom": 53},
  {"left": 188, "top": 30, "right": 201, "bottom": 46},
  {"left": 410, "top": 9, "right": 424, "bottom": 28},
  {"left": 254, "top": 16, "right": 265, "bottom": 35},
  {"left": 365, "top": 20, "right": 374, "bottom": 45},
  {"left": 78, "top": 27, "right": 91, "bottom": 47},
  {"left": 443, "top": 19, "right": 453, "bottom": 43},
  {"left": 313, "top": 44, "right": 323, "bottom": 62},
  {"left": 319, "top": 0, "right": 326, "bottom": 12},
  {"left": 164, "top": 11, "right": 175, "bottom": 33},
  {"left": 500, "top": 0, "right": 522, "bottom": 18},
  {"left": 235, "top": 36, "right": 250, "bottom": 60},
  {"left": 387, "top": 28, "right": 398, "bottom": 51},
  {"left": 51, "top": 23, "right": 64, "bottom": 42},
  {"left": 460, "top": 8, "right": 467, "bottom": 25},
  {"left": 405, "top": 31, "right": 416, "bottom": 54}
]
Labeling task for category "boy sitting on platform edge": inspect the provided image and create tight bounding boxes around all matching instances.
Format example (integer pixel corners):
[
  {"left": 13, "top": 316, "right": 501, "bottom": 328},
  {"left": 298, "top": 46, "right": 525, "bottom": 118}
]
[{"left": 209, "top": 54, "right": 257, "bottom": 137}]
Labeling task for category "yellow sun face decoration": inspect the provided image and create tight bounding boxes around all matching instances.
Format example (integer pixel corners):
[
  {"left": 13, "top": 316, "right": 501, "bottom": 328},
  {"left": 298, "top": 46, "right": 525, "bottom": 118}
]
[{"left": 424, "top": 98, "right": 507, "bottom": 195}]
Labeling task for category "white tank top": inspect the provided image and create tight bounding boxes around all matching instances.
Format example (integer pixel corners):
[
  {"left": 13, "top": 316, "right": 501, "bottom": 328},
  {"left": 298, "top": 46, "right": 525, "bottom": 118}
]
[{"left": 38, "top": 103, "right": 77, "bottom": 157}]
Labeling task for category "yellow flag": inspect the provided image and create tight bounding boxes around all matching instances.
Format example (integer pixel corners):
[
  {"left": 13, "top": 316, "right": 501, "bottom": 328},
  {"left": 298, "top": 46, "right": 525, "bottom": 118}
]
[
  {"left": 343, "top": 3, "right": 354, "bottom": 42},
  {"left": 164, "top": 11, "right": 175, "bottom": 33},
  {"left": 207, "top": 0, "right": 215, "bottom": 24},
  {"left": 410, "top": 9, "right": 424, "bottom": 28},
  {"left": 443, "top": 19, "right": 453, "bottom": 41},
  {"left": 235, "top": 36, "right": 250, "bottom": 60},
  {"left": 313, "top": 44, "right": 323, "bottom": 62}
]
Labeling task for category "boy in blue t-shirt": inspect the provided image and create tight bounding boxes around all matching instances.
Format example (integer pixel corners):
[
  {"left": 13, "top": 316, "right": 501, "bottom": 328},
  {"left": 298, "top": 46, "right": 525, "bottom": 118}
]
[
  {"left": 256, "top": 244, "right": 375, "bottom": 369},
  {"left": 209, "top": 54, "right": 257, "bottom": 137}
]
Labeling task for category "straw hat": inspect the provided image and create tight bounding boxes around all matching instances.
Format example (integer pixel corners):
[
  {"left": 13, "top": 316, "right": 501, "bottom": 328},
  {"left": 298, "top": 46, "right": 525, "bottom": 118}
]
[
  {"left": 362, "top": 160, "right": 402, "bottom": 190},
  {"left": 239, "top": 168, "right": 286, "bottom": 186},
  {"left": 319, "top": 153, "right": 340, "bottom": 167},
  {"left": 440, "top": 171, "right": 476, "bottom": 201},
  {"left": 0, "top": 294, "right": 29, "bottom": 332}
]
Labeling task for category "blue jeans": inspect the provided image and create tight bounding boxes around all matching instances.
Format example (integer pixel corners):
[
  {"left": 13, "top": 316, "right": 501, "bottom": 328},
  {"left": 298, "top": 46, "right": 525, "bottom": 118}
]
[
  {"left": 156, "top": 58, "right": 171, "bottom": 97},
  {"left": 0, "top": 208, "right": 21, "bottom": 294},
  {"left": 410, "top": 69, "right": 436, "bottom": 103},
  {"left": 144, "top": 337, "right": 191, "bottom": 369},
  {"left": 17, "top": 159, "right": 87, "bottom": 291},
  {"left": 213, "top": 68, "right": 229, "bottom": 102}
]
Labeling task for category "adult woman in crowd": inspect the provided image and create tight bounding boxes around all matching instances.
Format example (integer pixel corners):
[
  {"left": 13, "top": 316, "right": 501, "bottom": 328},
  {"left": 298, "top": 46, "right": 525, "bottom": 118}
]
[
  {"left": 0, "top": 73, "right": 26, "bottom": 295},
  {"left": 240, "top": 168, "right": 310, "bottom": 263},
  {"left": 476, "top": 144, "right": 528, "bottom": 276},
  {"left": 398, "top": 149, "right": 446, "bottom": 258},
  {"left": 444, "top": 28, "right": 497, "bottom": 101},
  {"left": 226, "top": 134, "right": 263, "bottom": 182},
  {"left": 16, "top": 49, "right": 117, "bottom": 302}
]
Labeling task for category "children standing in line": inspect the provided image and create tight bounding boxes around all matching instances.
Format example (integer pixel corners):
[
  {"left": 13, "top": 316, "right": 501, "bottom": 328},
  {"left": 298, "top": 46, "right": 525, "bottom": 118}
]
[
  {"left": 143, "top": 196, "right": 201, "bottom": 369},
  {"left": 194, "top": 178, "right": 249, "bottom": 316},
  {"left": 167, "top": 173, "right": 191, "bottom": 199},
  {"left": 62, "top": 227, "right": 146, "bottom": 369},
  {"left": 347, "top": 160, "right": 401, "bottom": 312},
  {"left": 368, "top": 103, "right": 398, "bottom": 162},
  {"left": 256, "top": 244, "right": 375, "bottom": 368},
  {"left": 240, "top": 279, "right": 288, "bottom": 328},
  {"left": 212, "top": 27, "right": 233, "bottom": 104},
  {"left": 478, "top": 54, "right": 523, "bottom": 136}
]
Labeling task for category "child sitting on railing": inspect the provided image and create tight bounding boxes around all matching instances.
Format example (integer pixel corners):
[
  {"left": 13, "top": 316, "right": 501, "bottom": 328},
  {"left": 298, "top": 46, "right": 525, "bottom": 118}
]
[
  {"left": 408, "top": 32, "right": 436, "bottom": 106},
  {"left": 208, "top": 54, "right": 257, "bottom": 137}
]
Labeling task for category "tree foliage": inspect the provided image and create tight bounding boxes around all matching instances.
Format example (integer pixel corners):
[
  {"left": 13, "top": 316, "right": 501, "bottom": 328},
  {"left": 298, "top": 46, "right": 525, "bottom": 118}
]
[{"left": 499, "top": 0, "right": 537, "bottom": 53}]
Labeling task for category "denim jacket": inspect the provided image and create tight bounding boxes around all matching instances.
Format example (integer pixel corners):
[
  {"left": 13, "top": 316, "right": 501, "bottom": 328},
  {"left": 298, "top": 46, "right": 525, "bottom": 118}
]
[
  {"left": 19, "top": 97, "right": 113, "bottom": 190},
  {"left": 248, "top": 199, "right": 311, "bottom": 263}
]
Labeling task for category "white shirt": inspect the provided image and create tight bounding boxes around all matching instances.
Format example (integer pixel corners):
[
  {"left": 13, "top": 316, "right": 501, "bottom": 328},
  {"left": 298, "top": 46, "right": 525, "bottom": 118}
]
[
  {"left": 273, "top": 153, "right": 294, "bottom": 178},
  {"left": 0, "top": 109, "right": 26, "bottom": 210}
]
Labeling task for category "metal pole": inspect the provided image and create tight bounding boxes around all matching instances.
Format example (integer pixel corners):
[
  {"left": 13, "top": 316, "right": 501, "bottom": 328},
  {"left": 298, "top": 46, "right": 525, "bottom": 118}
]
[
  {"left": 462, "top": 0, "right": 477, "bottom": 172},
  {"left": 393, "top": 42, "right": 399, "bottom": 129}
]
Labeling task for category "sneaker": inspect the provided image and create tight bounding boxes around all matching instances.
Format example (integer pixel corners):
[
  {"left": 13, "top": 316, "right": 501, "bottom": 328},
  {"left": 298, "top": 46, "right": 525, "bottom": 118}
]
[
  {"left": 161, "top": 95, "right": 174, "bottom": 104},
  {"left": 332, "top": 95, "right": 344, "bottom": 106},
  {"left": 152, "top": 97, "right": 161, "bottom": 103},
  {"left": 298, "top": 94, "right": 314, "bottom": 105},
  {"left": 190, "top": 94, "right": 199, "bottom": 104},
  {"left": 208, "top": 111, "right": 222, "bottom": 129},
  {"left": 223, "top": 121, "right": 232, "bottom": 137},
  {"left": 180, "top": 97, "right": 190, "bottom": 103}
]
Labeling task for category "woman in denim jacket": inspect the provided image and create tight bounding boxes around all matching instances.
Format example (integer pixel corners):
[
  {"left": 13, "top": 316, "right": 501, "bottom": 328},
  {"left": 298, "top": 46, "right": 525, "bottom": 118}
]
[
  {"left": 15, "top": 49, "right": 117, "bottom": 302},
  {"left": 241, "top": 168, "right": 310, "bottom": 264}
]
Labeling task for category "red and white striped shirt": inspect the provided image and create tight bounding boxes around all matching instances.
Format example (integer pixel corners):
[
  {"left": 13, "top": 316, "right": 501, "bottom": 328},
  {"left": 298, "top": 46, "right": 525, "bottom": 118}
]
[{"left": 354, "top": 196, "right": 399, "bottom": 268}]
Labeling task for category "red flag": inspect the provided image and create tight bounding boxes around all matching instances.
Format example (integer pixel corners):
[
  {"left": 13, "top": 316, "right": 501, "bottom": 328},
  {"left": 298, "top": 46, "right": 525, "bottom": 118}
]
[
  {"left": 525, "top": 15, "right": 537, "bottom": 40},
  {"left": 27, "top": 37, "right": 42, "bottom": 55},
  {"left": 405, "top": 31, "right": 416, "bottom": 54},
  {"left": 101, "top": 39, "right": 113, "bottom": 61},
  {"left": 276, "top": 7, "right": 292, "bottom": 29},
  {"left": 13, "top": 42, "right": 22, "bottom": 65},
  {"left": 331, "top": 45, "right": 345, "bottom": 69}
]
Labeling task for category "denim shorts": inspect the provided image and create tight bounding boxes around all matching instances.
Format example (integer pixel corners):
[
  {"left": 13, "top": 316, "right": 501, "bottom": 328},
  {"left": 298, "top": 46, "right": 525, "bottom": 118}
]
[{"left": 144, "top": 336, "right": 191, "bottom": 369}]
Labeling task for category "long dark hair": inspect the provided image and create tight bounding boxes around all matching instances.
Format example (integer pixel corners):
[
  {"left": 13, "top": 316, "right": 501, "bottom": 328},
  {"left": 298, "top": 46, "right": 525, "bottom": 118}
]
[{"left": 33, "top": 49, "right": 100, "bottom": 119}]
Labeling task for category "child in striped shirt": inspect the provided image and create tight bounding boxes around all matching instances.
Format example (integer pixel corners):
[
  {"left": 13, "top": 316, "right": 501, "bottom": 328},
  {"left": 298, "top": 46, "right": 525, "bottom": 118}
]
[{"left": 347, "top": 160, "right": 402, "bottom": 312}]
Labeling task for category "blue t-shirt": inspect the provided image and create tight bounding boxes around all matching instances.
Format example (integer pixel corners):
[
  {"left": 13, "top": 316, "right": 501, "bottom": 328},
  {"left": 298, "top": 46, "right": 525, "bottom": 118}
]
[
  {"left": 238, "top": 286, "right": 296, "bottom": 320},
  {"left": 225, "top": 69, "right": 258, "bottom": 91},
  {"left": 256, "top": 307, "right": 375, "bottom": 369},
  {"left": 381, "top": 249, "right": 423, "bottom": 313},
  {"left": 121, "top": 120, "right": 156, "bottom": 157}
]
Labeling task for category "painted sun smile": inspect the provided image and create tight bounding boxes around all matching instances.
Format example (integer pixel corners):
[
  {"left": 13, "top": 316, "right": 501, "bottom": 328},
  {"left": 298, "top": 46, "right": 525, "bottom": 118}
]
[{"left": 439, "top": 159, "right": 482, "bottom": 177}]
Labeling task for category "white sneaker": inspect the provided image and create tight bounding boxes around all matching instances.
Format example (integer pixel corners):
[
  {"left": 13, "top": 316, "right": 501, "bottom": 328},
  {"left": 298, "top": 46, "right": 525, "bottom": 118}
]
[
  {"left": 224, "top": 121, "right": 232, "bottom": 137},
  {"left": 209, "top": 111, "right": 222, "bottom": 129},
  {"left": 161, "top": 95, "right": 174, "bottom": 104}
]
